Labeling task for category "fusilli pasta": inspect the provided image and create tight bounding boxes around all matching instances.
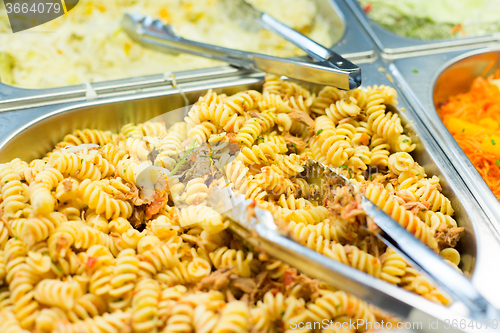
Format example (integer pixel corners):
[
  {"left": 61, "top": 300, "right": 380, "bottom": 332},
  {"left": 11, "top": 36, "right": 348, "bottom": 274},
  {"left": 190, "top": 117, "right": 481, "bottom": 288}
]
[{"left": 0, "top": 75, "right": 464, "bottom": 332}]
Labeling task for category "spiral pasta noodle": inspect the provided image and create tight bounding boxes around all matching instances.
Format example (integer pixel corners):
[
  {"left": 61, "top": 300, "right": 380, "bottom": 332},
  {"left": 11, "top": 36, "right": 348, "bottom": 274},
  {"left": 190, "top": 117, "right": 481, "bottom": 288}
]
[
  {"left": 53, "top": 309, "right": 132, "bottom": 333},
  {"left": 415, "top": 180, "right": 455, "bottom": 215},
  {"left": 235, "top": 112, "right": 276, "bottom": 147},
  {"left": 312, "top": 129, "right": 353, "bottom": 167},
  {"left": 48, "top": 151, "right": 101, "bottom": 181},
  {"left": 213, "top": 301, "right": 250, "bottom": 333},
  {"left": 140, "top": 122, "right": 168, "bottom": 137},
  {"left": 306, "top": 289, "right": 349, "bottom": 322},
  {"left": 363, "top": 183, "right": 438, "bottom": 249},
  {"left": 311, "top": 86, "right": 346, "bottom": 115},
  {"left": 34, "top": 279, "right": 83, "bottom": 310},
  {"left": 57, "top": 129, "right": 116, "bottom": 148},
  {"left": 209, "top": 246, "right": 257, "bottom": 278},
  {"left": 108, "top": 248, "right": 139, "bottom": 310},
  {"left": 325, "top": 97, "right": 362, "bottom": 124},
  {"left": 379, "top": 248, "right": 408, "bottom": 285},
  {"left": 255, "top": 165, "right": 294, "bottom": 196},
  {"left": 67, "top": 293, "right": 106, "bottom": 322},
  {"left": 0, "top": 309, "right": 29, "bottom": 333},
  {"left": 4, "top": 238, "right": 40, "bottom": 329},
  {"left": 0, "top": 164, "right": 30, "bottom": 219},
  {"left": 78, "top": 179, "right": 134, "bottom": 220},
  {"left": 29, "top": 168, "right": 63, "bottom": 215},
  {"left": 238, "top": 142, "right": 280, "bottom": 165},
  {"left": 132, "top": 278, "right": 160, "bottom": 332}
]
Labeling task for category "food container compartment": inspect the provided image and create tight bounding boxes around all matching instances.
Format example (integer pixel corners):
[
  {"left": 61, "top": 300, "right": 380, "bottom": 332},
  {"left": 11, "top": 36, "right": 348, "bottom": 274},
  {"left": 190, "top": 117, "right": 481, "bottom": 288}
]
[
  {"left": 389, "top": 47, "right": 500, "bottom": 246},
  {"left": 345, "top": 0, "right": 500, "bottom": 57},
  {"left": 1, "top": 60, "right": 499, "bottom": 307},
  {"left": 0, "top": 0, "right": 375, "bottom": 112}
]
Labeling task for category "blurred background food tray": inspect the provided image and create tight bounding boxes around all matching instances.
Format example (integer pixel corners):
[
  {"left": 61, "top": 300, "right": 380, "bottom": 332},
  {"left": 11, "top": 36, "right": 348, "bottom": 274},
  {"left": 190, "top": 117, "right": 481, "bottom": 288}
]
[
  {"left": 0, "top": 0, "right": 376, "bottom": 112},
  {"left": 345, "top": 0, "right": 500, "bottom": 57}
]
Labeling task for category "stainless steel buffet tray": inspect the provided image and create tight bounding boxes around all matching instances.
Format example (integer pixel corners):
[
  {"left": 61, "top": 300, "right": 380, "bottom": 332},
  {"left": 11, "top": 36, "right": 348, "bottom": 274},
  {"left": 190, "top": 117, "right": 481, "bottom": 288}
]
[
  {"left": 1, "top": 60, "right": 499, "bottom": 307},
  {"left": 389, "top": 47, "right": 500, "bottom": 244},
  {"left": 345, "top": 0, "right": 500, "bottom": 58},
  {"left": 0, "top": 0, "right": 376, "bottom": 112}
]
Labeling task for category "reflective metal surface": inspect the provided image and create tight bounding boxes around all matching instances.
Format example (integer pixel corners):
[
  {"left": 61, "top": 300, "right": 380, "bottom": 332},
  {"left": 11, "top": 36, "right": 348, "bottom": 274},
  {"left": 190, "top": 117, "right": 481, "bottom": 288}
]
[
  {"left": 122, "top": 13, "right": 361, "bottom": 90},
  {"left": 345, "top": 0, "right": 500, "bottom": 57},
  {"left": 1, "top": 61, "right": 499, "bottom": 312},
  {"left": 0, "top": 0, "right": 376, "bottom": 112}
]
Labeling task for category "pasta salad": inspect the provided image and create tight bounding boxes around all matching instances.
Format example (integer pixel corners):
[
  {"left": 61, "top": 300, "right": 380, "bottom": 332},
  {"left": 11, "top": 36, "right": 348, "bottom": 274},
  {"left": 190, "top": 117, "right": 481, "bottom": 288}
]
[{"left": 0, "top": 75, "right": 464, "bottom": 332}]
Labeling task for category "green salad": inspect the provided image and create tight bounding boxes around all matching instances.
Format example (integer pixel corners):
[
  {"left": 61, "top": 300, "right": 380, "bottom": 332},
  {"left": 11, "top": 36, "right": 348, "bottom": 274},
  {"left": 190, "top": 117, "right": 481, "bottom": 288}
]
[{"left": 359, "top": 0, "right": 500, "bottom": 40}]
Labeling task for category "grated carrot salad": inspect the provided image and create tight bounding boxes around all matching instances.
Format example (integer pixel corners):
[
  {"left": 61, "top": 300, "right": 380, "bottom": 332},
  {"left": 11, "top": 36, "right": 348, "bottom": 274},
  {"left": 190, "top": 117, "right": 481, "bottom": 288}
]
[{"left": 439, "top": 70, "right": 500, "bottom": 200}]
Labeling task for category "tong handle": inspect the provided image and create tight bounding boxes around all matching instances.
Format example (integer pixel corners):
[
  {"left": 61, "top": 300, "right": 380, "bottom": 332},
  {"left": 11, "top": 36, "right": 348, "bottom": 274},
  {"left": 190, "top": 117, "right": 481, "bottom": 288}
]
[
  {"left": 209, "top": 185, "right": 497, "bottom": 332},
  {"left": 258, "top": 13, "right": 333, "bottom": 62},
  {"left": 247, "top": 208, "right": 475, "bottom": 332},
  {"left": 258, "top": 13, "right": 359, "bottom": 73},
  {"left": 246, "top": 5, "right": 362, "bottom": 87},
  {"left": 360, "top": 197, "right": 500, "bottom": 320},
  {"left": 122, "top": 13, "right": 361, "bottom": 90}
]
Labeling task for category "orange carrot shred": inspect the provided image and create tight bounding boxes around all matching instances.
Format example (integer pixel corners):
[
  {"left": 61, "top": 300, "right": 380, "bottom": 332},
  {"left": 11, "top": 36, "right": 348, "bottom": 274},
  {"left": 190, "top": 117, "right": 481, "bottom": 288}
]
[{"left": 438, "top": 71, "right": 500, "bottom": 200}]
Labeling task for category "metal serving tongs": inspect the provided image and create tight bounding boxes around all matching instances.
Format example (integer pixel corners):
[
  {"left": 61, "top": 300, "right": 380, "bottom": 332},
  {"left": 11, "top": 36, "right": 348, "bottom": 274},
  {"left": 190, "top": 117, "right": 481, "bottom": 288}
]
[
  {"left": 207, "top": 159, "right": 500, "bottom": 332},
  {"left": 230, "top": 0, "right": 351, "bottom": 71},
  {"left": 121, "top": 12, "right": 361, "bottom": 90}
]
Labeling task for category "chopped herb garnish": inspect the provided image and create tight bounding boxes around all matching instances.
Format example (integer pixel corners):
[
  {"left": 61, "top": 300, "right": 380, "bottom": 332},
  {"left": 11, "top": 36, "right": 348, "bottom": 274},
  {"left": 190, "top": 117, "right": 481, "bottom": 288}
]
[
  {"left": 292, "top": 143, "right": 298, "bottom": 154},
  {"left": 52, "top": 260, "right": 63, "bottom": 273},
  {"left": 4, "top": 181, "right": 8, "bottom": 183},
  {"left": 242, "top": 100, "right": 245, "bottom": 105},
  {"left": 416, "top": 173, "right": 420, "bottom": 176},
  {"left": 339, "top": 165, "right": 352, "bottom": 179},
  {"left": 170, "top": 140, "right": 196, "bottom": 176},
  {"left": 462, "top": 128, "right": 465, "bottom": 133},
  {"left": 80, "top": 158, "right": 84, "bottom": 163},
  {"left": 20, "top": 179, "right": 26, "bottom": 183},
  {"left": 402, "top": 139, "right": 409, "bottom": 143},
  {"left": 492, "top": 139, "right": 496, "bottom": 145},
  {"left": 413, "top": 69, "right": 418, "bottom": 73},
  {"left": 123, "top": 169, "right": 126, "bottom": 173},
  {"left": 316, "top": 129, "right": 324, "bottom": 136},
  {"left": 63, "top": 202, "right": 68, "bottom": 205},
  {"left": 496, "top": 160, "right": 500, "bottom": 167}
]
